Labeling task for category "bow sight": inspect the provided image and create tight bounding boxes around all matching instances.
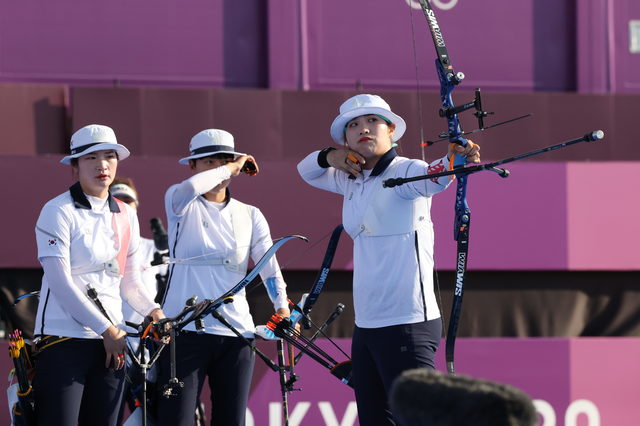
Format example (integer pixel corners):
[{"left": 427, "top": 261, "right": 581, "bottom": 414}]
[{"left": 423, "top": 87, "right": 532, "bottom": 147}]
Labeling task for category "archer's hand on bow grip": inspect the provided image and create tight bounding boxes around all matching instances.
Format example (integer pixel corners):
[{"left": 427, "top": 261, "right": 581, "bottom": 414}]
[
  {"left": 287, "top": 294, "right": 308, "bottom": 327},
  {"left": 448, "top": 140, "right": 481, "bottom": 165},
  {"left": 143, "top": 316, "right": 172, "bottom": 343}
]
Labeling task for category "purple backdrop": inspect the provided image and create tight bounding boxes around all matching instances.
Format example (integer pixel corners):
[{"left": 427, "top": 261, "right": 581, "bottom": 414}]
[
  {"left": 0, "top": 0, "right": 638, "bottom": 92},
  {"left": 244, "top": 337, "right": 640, "bottom": 426},
  {"left": 268, "top": 0, "right": 640, "bottom": 94},
  {"left": 3, "top": 338, "right": 636, "bottom": 425},
  {"left": 0, "top": 0, "right": 267, "bottom": 88},
  {"left": 269, "top": 0, "right": 576, "bottom": 91},
  {"left": 577, "top": 0, "right": 640, "bottom": 93}
]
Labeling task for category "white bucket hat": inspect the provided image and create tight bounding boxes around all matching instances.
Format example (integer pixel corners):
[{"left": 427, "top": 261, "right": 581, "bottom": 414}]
[
  {"left": 329, "top": 94, "right": 406, "bottom": 144},
  {"left": 60, "top": 124, "right": 130, "bottom": 165},
  {"left": 179, "top": 129, "right": 245, "bottom": 165}
]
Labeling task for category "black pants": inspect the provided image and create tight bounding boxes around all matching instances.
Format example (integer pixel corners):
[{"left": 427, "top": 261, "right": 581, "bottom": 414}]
[
  {"left": 33, "top": 338, "right": 125, "bottom": 426},
  {"left": 352, "top": 318, "right": 442, "bottom": 426},
  {"left": 156, "top": 332, "right": 255, "bottom": 426}
]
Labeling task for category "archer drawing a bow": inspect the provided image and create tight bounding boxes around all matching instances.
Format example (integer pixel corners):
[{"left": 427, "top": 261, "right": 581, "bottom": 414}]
[{"left": 387, "top": 0, "right": 605, "bottom": 375}]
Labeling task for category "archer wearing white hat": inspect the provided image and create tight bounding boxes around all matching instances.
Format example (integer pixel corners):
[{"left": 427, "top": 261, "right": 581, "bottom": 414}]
[
  {"left": 157, "top": 129, "right": 292, "bottom": 426},
  {"left": 297, "top": 94, "right": 480, "bottom": 425},
  {"left": 33, "top": 124, "right": 165, "bottom": 426},
  {"left": 60, "top": 123, "right": 130, "bottom": 165}
]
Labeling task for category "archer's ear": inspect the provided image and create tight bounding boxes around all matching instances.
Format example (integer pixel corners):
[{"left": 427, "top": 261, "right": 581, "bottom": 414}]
[{"left": 388, "top": 123, "right": 396, "bottom": 137}]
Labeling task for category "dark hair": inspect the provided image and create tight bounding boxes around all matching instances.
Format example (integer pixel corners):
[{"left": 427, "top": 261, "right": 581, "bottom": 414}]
[
  {"left": 70, "top": 150, "right": 120, "bottom": 167},
  {"left": 188, "top": 153, "right": 234, "bottom": 167},
  {"left": 389, "top": 369, "right": 538, "bottom": 426}
]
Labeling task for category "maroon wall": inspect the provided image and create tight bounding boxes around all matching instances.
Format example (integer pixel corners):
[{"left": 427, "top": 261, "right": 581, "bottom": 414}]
[{"left": 1, "top": 85, "right": 639, "bottom": 271}]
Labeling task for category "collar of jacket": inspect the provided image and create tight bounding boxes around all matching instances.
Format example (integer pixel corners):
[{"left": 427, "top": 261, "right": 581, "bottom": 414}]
[
  {"left": 69, "top": 181, "right": 121, "bottom": 212},
  {"left": 199, "top": 187, "right": 231, "bottom": 207},
  {"left": 370, "top": 148, "right": 397, "bottom": 177}
]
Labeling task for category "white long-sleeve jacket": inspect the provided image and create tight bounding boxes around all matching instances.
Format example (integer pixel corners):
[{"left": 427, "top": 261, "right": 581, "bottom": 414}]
[
  {"left": 35, "top": 183, "right": 159, "bottom": 339},
  {"left": 297, "top": 149, "right": 452, "bottom": 328},
  {"left": 162, "top": 166, "right": 288, "bottom": 337}
]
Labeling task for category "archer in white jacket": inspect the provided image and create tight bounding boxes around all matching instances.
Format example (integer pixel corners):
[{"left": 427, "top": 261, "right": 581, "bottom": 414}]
[
  {"left": 157, "top": 128, "right": 290, "bottom": 426},
  {"left": 297, "top": 94, "right": 480, "bottom": 425}
]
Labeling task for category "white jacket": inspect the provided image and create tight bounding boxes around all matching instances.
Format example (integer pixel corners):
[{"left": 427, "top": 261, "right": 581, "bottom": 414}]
[{"left": 297, "top": 149, "right": 452, "bottom": 328}]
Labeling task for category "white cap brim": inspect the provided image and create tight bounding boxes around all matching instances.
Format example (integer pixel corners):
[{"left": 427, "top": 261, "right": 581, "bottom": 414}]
[
  {"left": 178, "top": 150, "right": 246, "bottom": 165},
  {"left": 330, "top": 107, "right": 406, "bottom": 144},
  {"left": 61, "top": 143, "right": 130, "bottom": 165}
]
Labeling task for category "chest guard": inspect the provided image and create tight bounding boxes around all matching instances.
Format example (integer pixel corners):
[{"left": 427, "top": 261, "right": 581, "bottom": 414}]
[
  {"left": 112, "top": 198, "right": 131, "bottom": 275},
  {"left": 224, "top": 199, "right": 252, "bottom": 273},
  {"left": 343, "top": 160, "right": 431, "bottom": 239},
  {"left": 175, "top": 198, "right": 253, "bottom": 273}
]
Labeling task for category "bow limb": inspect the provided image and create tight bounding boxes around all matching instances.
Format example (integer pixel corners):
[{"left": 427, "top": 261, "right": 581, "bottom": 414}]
[
  {"left": 230, "top": 235, "right": 307, "bottom": 295},
  {"left": 259, "top": 224, "right": 344, "bottom": 339},
  {"left": 256, "top": 225, "right": 351, "bottom": 389},
  {"left": 446, "top": 176, "right": 470, "bottom": 375},
  {"left": 291, "top": 224, "right": 344, "bottom": 327},
  {"left": 174, "top": 235, "right": 308, "bottom": 329},
  {"left": 290, "top": 225, "right": 350, "bottom": 363}
]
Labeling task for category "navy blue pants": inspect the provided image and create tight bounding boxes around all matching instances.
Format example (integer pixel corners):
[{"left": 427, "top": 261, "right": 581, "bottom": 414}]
[
  {"left": 156, "top": 332, "right": 255, "bottom": 426},
  {"left": 33, "top": 338, "right": 125, "bottom": 426},
  {"left": 352, "top": 318, "right": 442, "bottom": 426}
]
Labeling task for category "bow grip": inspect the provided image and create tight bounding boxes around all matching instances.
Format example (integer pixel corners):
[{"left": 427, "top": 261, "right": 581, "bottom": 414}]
[{"left": 451, "top": 136, "right": 470, "bottom": 168}]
